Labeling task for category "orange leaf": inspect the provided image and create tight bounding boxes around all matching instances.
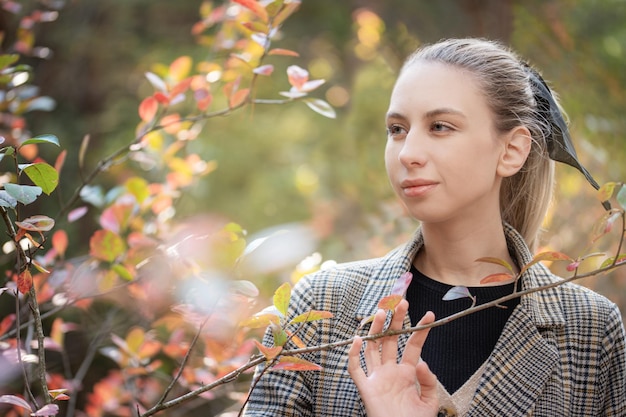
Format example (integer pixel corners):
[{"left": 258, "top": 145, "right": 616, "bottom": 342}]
[
  {"left": 232, "top": 0, "right": 269, "bottom": 23},
  {"left": 253, "top": 339, "right": 282, "bottom": 361},
  {"left": 52, "top": 230, "right": 68, "bottom": 257},
  {"left": 169, "top": 56, "right": 192, "bottom": 82},
  {"left": 268, "top": 48, "right": 300, "bottom": 57},
  {"left": 479, "top": 273, "right": 514, "bottom": 284},
  {"left": 139, "top": 96, "right": 158, "bottom": 122},
  {"left": 272, "top": 356, "right": 322, "bottom": 371},
  {"left": 286, "top": 330, "right": 306, "bottom": 349},
  {"left": 17, "top": 269, "right": 32, "bottom": 294},
  {"left": 169, "top": 77, "right": 192, "bottom": 98},
  {"left": 377, "top": 294, "right": 402, "bottom": 310},
  {"left": 229, "top": 88, "right": 249, "bottom": 108}
]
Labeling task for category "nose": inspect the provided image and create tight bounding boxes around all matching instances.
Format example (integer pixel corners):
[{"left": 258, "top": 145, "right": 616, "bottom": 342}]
[{"left": 397, "top": 132, "right": 427, "bottom": 167}]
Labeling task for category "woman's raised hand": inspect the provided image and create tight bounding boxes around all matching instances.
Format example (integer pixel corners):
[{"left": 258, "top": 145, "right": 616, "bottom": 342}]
[{"left": 348, "top": 299, "right": 439, "bottom": 417}]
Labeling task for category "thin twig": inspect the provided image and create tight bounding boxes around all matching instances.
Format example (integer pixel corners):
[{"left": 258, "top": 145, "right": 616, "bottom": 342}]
[{"left": 153, "top": 313, "right": 212, "bottom": 407}]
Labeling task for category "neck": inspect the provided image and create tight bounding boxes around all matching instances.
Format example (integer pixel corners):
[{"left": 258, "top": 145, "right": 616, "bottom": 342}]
[{"left": 414, "top": 217, "right": 518, "bottom": 287}]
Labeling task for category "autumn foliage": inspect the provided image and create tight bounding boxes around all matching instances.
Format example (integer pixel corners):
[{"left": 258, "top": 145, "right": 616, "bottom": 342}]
[{"left": 0, "top": 1, "right": 625, "bottom": 417}]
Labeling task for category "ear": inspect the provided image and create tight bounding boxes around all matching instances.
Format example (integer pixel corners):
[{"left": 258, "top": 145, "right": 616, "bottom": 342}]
[{"left": 497, "top": 126, "right": 532, "bottom": 178}]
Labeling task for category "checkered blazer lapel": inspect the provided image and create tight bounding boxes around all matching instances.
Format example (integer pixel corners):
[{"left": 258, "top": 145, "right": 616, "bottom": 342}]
[{"left": 467, "top": 224, "right": 566, "bottom": 415}]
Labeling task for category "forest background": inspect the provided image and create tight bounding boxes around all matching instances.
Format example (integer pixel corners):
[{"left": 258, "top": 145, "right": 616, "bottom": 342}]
[{"left": 1, "top": 0, "right": 626, "bottom": 416}]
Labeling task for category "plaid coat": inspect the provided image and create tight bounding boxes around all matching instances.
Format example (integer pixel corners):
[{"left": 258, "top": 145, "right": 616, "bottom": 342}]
[{"left": 244, "top": 224, "right": 626, "bottom": 416}]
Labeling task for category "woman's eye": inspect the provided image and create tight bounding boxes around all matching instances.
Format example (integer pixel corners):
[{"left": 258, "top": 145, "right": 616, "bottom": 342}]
[
  {"left": 431, "top": 121, "right": 452, "bottom": 132},
  {"left": 386, "top": 125, "right": 406, "bottom": 136}
]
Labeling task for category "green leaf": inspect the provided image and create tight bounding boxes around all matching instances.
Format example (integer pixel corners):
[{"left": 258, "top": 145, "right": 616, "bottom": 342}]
[
  {"left": 21, "top": 134, "right": 60, "bottom": 147},
  {"left": 617, "top": 184, "right": 626, "bottom": 210},
  {"left": 112, "top": 263, "right": 134, "bottom": 281},
  {"left": 266, "top": 0, "right": 285, "bottom": 17},
  {"left": 303, "top": 98, "right": 336, "bottom": 119},
  {"left": 0, "top": 54, "right": 19, "bottom": 70},
  {"left": 601, "top": 254, "right": 626, "bottom": 269},
  {"left": 273, "top": 282, "right": 291, "bottom": 317},
  {"left": 4, "top": 183, "right": 42, "bottom": 205},
  {"left": 270, "top": 323, "right": 288, "bottom": 347},
  {"left": 125, "top": 177, "right": 150, "bottom": 203},
  {"left": 289, "top": 310, "right": 333, "bottom": 324},
  {"left": 89, "top": 229, "right": 126, "bottom": 263},
  {"left": 23, "top": 162, "right": 58, "bottom": 195},
  {"left": 597, "top": 182, "right": 616, "bottom": 202}
]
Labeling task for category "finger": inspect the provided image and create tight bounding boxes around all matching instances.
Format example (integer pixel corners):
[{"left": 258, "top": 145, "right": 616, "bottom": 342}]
[
  {"left": 400, "top": 311, "right": 435, "bottom": 366},
  {"left": 364, "top": 309, "right": 386, "bottom": 367},
  {"left": 380, "top": 299, "right": 408, "bottom": 363},
  {"left": 348, "top": 336, "right": 366, "bottom": 384},
  {"left": 415, "top": 360, "right": 439, "bottom": 408}
]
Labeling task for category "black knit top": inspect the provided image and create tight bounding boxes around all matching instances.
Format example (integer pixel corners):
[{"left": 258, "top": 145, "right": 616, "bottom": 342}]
[{"left": 406, "top": 264, "right": 520, "bottom": 394}]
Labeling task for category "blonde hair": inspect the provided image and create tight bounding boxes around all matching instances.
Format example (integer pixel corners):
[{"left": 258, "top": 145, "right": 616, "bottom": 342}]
[{"left": 402, "top": 38, "right": 555, "bottom": 251}]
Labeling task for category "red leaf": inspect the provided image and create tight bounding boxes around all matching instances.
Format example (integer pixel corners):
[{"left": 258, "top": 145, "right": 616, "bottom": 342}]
[
  {"left": 52, "top": 230, "right": 68, "bottom": 257},
  {"left": 272, "top": 356, "right": 322, "bottom": 371},
  {"left": 232, "top": 0, "right": 269, "bottom": 23},
  {"left": 17, "top": 269, "right": 32, "bottom": 294},
  {"left": 138, "top": 96, "right": 158, "bottom": 122},
  {"left": 479, "top": 273, "right": 514, "bottom": 284},
  {"left": 0, "top": 314, "right": 15, "bottom": 336},
  {"left": 268, "top": 48, "right": 300, "bottom": 57},
  {"left": 154, "top": 92, "right": 169, "bottom": 104}
]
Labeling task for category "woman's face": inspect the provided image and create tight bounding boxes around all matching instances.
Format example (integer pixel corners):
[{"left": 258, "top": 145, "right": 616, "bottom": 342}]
[{"left": 385, "top": 61, "right": 505, "bottom": 225}]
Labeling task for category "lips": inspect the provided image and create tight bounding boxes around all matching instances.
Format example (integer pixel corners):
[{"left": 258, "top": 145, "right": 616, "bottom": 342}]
[{"left": 400, "top": 179, "right": 438, "bottom": 197}]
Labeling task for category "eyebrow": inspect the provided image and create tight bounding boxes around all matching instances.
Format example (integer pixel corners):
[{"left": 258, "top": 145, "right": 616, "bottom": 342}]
[{"left": 385, "top": 108, "right": 467, "bottom": 121}]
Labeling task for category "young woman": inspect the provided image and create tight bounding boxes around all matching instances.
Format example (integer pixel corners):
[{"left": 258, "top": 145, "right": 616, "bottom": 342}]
[{"left": 243, "top": 38, "right": 626, "bottom": 416}]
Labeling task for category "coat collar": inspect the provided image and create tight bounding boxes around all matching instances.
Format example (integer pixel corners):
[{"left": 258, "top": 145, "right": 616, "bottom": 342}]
[{"left": 355, "top": 223, "right": 566, "bottom": 328}]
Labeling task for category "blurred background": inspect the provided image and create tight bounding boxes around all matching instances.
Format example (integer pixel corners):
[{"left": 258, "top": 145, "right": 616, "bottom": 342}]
[
  {"left": 32, "top": 0, "right": 625, "bottom": 303},
  {"left": 1, "top": 0, "right": 623, "bottom": 415}
]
